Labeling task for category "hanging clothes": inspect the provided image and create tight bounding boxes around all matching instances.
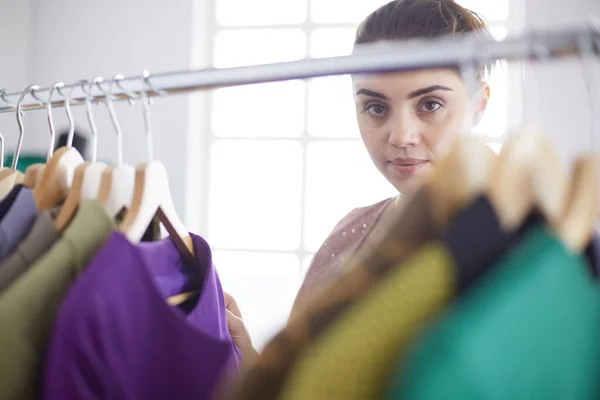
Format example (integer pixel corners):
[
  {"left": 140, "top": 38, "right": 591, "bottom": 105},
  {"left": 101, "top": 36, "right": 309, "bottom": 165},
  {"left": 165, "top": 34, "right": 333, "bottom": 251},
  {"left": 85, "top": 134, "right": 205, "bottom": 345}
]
[
  {"left": 0, "top": 200, "right": 113, "bottom": 400},
  {"left": 0, "top": 207, "right": 60, "bottom": 293},
  {"left": 279, "top": 195, "right": 538, "bottom": 400},
  {"left": 42, "top": 231, "right": 242, "bottom": 399},
  {"left": 584, "top": 236, "right": 600, "bottom": 277},
  {"left": 0, "top": 184, "right": 37, "bottom": 262},
  {"left": 228, "top": 188, "right": 439, "bottom": 400},
  {"left": 281, "top": 244, "right": 454, "bottom": 400},
  {"left": 390, "top": 224, "right": 600, "bottom": 400}
]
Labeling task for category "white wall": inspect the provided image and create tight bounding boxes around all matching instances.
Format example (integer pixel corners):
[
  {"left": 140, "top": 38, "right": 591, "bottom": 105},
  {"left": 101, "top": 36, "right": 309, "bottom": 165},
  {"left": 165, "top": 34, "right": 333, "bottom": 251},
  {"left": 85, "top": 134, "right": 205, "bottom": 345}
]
[
  {"left": 520, "top": 0, "right": 600, "bottom": 165},
  {"left": 0, "top": 0, "right": 32, "bottom": 153},
  {"left": 2, "top": 0, "right": 201, "bottom": 224}
]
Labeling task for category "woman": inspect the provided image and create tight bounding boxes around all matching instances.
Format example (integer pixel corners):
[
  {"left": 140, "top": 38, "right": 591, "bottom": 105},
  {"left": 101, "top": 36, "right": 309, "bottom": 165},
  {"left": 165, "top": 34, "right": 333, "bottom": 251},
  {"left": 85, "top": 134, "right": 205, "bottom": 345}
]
[{"left": 227, "top": 0, "right": 493, "bottom": 361}]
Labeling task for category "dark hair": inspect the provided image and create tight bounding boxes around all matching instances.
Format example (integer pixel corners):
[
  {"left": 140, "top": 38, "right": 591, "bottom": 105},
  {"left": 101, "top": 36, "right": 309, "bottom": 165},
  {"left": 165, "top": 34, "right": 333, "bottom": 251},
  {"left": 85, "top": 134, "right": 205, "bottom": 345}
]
[{"left": 355, "top": 0, "right": 494, "bottom": 79}]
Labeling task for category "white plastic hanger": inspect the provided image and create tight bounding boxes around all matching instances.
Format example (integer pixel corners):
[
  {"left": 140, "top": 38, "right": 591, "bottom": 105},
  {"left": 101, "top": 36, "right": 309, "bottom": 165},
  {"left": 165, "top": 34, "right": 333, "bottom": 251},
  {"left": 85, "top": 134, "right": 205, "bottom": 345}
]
[
  {"left": 96, "top": 76, "right": 136, "bottom": 217},
  {"left": 34, "top": 82, "right": 84, "bottom": 211},
  {"left": 76, "top": 79, "right": 107, "bottom": 201},
  {"left": 54, "top": 81, "right": 107, "bottom": 230},
  {"left": 119, "top": 70, "right": 192, "bottom": 249}
]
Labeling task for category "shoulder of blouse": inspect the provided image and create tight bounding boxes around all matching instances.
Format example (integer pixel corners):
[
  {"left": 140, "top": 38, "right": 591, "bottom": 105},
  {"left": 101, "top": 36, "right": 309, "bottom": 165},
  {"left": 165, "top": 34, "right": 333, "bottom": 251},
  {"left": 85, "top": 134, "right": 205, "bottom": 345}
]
[{"left": 291, "top": 197, "right": 395, "bottom": 315}]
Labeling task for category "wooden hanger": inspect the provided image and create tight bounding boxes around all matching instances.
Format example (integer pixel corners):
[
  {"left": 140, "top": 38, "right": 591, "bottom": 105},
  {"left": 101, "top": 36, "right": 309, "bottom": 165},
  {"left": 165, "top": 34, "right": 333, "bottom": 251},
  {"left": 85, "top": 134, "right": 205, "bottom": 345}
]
[
  {"left": 486, "top": 128, "right": 570, "bottom": 231},
  {"left": 34, "top": 146, "right": 84, "bottom": 211},
  {"left": 54, "top": 161, "right": 107, "bottom": 231},
  {"left": 119, "top": 161, "right": 193, "bottom": 252},
  {"left": 424, "top": 136, "right": 498, "bottom": 229},
  {"left": 554, "top": 153, "right": 600, "bottom": 253},
  {"left": 0, "top": 133, "right": 23, "bottom": 191},
  {"left": 0, "top": 87, "right": 32, "bottom": 196},
  {"left": 97, "top": 164, "right": 136, "bottom": 216},
  {"left": 54, "top": 78, "right": 109, "bottom": 231},
  {"left": 0, "top": 169, "right": 24, "bottom": 196},
  {"left": 54, "top": 162, "right": 90, "bottom": 231},
  {"left": 34, "top": 82, "right": 86, "bottom": 211},
  {"left": 94, "top": 75, "right": 138, "bottom": 218},
  {"left": 23, "top": 164, "right": 44, "bottom": 189}
]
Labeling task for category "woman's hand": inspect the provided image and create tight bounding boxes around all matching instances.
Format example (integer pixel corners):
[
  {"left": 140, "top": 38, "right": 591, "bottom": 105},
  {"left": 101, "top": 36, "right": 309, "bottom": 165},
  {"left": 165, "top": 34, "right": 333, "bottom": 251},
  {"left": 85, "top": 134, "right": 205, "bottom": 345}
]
[{"left": 224, "top": 292, "right": 259, "bottom": 365}]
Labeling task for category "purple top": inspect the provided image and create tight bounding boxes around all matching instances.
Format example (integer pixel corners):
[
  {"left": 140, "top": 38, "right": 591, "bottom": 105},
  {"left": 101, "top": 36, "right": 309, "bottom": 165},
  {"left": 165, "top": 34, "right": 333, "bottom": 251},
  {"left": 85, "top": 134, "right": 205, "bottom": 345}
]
[{"left": 43, "top": 231, "right": 242, "bottom": 400}]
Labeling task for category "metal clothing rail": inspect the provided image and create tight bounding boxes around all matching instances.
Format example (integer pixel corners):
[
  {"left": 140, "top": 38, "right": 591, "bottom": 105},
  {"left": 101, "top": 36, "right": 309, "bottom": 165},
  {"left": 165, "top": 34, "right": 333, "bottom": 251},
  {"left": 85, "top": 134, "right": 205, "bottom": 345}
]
[{"left": 0, "top": 24, "right": 599, "bottom": 114}]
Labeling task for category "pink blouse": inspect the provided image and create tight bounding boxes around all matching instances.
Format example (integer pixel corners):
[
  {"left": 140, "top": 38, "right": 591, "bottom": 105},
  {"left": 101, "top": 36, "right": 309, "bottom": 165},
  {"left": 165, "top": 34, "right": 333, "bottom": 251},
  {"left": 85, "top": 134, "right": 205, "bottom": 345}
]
[{"left": 293, "top": 197, "right": 394, "bottom": 311}]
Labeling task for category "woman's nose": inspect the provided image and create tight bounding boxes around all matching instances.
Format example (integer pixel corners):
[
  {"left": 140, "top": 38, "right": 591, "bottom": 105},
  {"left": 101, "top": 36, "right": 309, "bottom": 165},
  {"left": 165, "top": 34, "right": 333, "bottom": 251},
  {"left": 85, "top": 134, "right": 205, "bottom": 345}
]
[{"left": 388, "top": 113, "right": 421, "bottom": 148}]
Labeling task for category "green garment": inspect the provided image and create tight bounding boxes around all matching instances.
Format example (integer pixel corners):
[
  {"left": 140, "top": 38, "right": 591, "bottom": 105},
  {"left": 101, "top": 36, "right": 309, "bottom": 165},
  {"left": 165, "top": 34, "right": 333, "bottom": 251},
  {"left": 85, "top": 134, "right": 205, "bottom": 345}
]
[
  {"left": 4, "top": 153, "right": 46, "bottom": 173},
  {"left": 0, "top": 200, "right": 114, "bottom": 400},
  {"left": 281, "top": 244, "right": 455, "bottom": 400},
  {"left": 389, "top": 225, "right": 600, "bottom": 400}
]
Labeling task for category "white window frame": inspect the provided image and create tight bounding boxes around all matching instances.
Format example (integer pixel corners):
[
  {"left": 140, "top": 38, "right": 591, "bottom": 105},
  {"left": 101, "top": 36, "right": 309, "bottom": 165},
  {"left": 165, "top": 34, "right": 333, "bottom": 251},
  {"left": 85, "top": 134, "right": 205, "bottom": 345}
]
[{"left": 192, "top": 0, "right": 515, "bottom": 249}]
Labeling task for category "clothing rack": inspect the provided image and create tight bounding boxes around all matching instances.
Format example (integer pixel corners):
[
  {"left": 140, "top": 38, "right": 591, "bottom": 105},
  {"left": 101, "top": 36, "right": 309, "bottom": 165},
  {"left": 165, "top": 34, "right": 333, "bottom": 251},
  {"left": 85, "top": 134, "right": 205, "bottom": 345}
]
[{"left": 0, "top": 24, "right": 599, "bottom": 114}]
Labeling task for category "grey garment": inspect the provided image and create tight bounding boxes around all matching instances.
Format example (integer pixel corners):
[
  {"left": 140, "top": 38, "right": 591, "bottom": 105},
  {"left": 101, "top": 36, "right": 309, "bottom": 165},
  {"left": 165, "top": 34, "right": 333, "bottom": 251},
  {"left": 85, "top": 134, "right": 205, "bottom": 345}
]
[
  {"left": 0, "top": 208, "right": 61, "bottom": 294},
  {"left": 0, "top": 186, "right": 38, "bottom": 263}
]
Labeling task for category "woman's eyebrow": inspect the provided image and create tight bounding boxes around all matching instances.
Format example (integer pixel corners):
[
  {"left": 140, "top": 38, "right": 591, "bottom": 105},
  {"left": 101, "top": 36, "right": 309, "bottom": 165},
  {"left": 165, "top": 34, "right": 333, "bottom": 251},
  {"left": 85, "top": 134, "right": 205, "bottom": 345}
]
[
  {"left": 355, "top": 89, "right": 388, "bottom": 100},
  {"left": 355, "top": 85, "right": 453, "bottom": 101},
  {"left": 407, "top": 85, "right": 453, "bottom": 99}
]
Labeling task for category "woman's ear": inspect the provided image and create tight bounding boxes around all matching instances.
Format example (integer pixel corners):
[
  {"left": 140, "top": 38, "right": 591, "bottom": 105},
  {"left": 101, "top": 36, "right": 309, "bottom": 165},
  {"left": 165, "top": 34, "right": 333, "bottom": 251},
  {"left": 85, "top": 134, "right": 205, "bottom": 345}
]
[{"left": 473, "top": 82, "right": 491, "bottom": 126}]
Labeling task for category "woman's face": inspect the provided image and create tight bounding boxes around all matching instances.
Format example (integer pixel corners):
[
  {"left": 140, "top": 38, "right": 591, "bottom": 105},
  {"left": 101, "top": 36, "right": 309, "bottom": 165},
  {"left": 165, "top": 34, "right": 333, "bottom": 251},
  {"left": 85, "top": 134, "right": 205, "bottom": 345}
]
[{"left": 353, "top": 68, "right": 490, "bottom": 195}]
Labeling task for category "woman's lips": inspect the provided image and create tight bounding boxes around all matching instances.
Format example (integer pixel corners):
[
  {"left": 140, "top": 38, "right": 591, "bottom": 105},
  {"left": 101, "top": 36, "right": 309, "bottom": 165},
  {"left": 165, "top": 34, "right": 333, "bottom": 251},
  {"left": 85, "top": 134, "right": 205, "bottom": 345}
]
[{"left": 388, "top": 159, "right": 430, "bottom": 177}]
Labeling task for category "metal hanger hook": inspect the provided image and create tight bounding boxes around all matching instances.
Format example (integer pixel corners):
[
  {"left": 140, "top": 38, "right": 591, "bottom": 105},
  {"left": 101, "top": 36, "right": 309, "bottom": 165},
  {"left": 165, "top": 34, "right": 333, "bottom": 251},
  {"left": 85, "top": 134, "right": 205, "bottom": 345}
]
[
  {"left": 56, "top": 82, "right": 77, "bottom": 149},
  {"left": 114, "top": 74, "right": 139, "bottom": 105},
  {"left": 141, "top": 69, "right": 161, "bottom": 162},
  {"left": 42, "top": 82, "right": 63, "bottom": 160},
  {"left": 0, "top": 90, "right": 12, "bottom": 169},
  {"left": 0, "top": 89, "right": 19, "bottom": 169},
  {"left": 97, "top": 76, "right": 124, "bottom": 165},
  {"left": 14, "top": 84, "right": 40, "bottom": 170},
  {"left": 0, "top": 89, "right": 16, "bottom": 109},
  {"left": 79, "top": 79, "right": 99, "bottom": 162}
]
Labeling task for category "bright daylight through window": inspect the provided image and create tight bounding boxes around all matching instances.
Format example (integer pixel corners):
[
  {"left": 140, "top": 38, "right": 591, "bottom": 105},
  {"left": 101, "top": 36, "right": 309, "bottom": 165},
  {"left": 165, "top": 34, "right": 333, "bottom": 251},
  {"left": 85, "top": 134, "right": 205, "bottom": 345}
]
[{"left": 204, "top": 0, "right": 511, "bottom": 348}]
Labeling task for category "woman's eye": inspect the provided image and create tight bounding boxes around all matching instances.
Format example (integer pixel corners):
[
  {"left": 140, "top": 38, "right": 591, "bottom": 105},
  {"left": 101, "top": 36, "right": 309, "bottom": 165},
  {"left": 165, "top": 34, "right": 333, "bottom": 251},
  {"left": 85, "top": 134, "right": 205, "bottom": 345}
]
[
  {"left": 419, "top": 100, "right": 442, "bottom": 112},
  {"left": 365, "top": 103, "right": 388, "bottom": 116}
]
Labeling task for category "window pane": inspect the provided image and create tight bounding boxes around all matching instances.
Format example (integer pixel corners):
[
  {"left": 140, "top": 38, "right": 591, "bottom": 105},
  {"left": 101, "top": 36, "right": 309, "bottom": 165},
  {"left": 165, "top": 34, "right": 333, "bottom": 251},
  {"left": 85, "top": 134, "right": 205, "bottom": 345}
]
[
  {"left": 214, "top": 29, "right": 307, "bottom": 68},
  {"left": 489, "top": 25, "right": 508, "bottom": 41},
  {"left": 304, "top": 141, "right": 396, "bottom": 252},
  {"left": 216, "top": 0, "right": 307, "bottom": 26},
  {"left": 486, "top": 141, "right": 503, "bottom": 154},
  {"left": 214, "top": 250, "right": 302, "bottom": 350},
  {"left": 208, "top": 140, "right": 303, "bottom": 250},
  {"left": 303, "top": 255, "right": 314, "bottom": 276},
  {"left": 307, "top": 75, "right": 359, "bottom": 138},
  {"left": 310, "top": 28, "right": 356, "bottom": 58},
  {"left": 474, "top": 63, "right": 508, "bottom": 138},
  {"left": 456, "top": 0, "right": 509, "bottom": 21},
  {"left": 214, "top": 251, "right": 300, "bottom": 279},
  {"left": 212, "top": 80, "right": 306, "bottom": 138},
  {"left": 310, "top": 0, "right": 389, "bottom": 24}
]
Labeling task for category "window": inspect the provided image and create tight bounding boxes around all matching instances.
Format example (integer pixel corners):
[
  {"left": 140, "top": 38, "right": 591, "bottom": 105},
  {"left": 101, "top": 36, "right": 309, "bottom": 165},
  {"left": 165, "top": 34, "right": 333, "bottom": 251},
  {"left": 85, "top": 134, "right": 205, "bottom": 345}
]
[{"left": 198, "top": 0, "right": 513, "bottom": 349}]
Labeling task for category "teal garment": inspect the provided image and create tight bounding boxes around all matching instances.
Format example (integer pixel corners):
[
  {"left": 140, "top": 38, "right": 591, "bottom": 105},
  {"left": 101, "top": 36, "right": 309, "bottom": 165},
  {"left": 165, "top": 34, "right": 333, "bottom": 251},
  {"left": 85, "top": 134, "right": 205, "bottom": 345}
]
[
  {"left": 4, "top": 154, "right": 46, "bottom": 173},
  {"left": 389, "top": 224, "right": 600, "bottom": 400}
]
